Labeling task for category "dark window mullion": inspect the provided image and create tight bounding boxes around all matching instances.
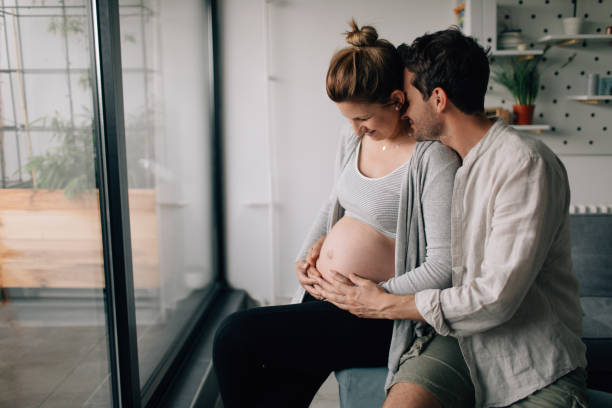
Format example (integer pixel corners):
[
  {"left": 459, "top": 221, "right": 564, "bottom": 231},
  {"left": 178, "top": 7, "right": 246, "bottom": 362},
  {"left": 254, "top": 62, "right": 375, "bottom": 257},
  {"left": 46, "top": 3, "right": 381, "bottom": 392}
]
[{"left": 88, "top": 0, "right": 141, "bottom": 407}]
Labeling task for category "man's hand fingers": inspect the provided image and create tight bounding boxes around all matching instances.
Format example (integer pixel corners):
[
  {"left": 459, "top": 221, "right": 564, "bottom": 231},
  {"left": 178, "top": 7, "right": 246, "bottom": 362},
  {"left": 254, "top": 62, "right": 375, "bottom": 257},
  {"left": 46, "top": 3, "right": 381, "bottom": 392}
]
[
  {"left": 305, "top": 284, "right": 322, "bottom": 299},
  {"left": 314, "top": 284, "right": 345, "bottom": 303},
  {"left": 348, "top": 272, "right": 372, "bottom": 286},
  {"left": 329, "top": 270, "right": 353, "bottom": 286}
]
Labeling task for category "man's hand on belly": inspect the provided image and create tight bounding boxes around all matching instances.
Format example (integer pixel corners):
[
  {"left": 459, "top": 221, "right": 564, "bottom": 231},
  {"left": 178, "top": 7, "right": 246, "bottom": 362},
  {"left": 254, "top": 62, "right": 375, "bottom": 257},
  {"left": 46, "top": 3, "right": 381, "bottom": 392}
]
[{"left": 314, "top": 271, "right": 425, "bottom": 322}]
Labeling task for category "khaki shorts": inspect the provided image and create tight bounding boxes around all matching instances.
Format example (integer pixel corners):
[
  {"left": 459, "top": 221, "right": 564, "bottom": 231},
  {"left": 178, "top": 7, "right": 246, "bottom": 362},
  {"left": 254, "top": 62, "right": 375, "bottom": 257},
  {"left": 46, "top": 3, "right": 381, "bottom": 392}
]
[
  {"left": 390, "top": 334, "right": 474, "bottom": 408},
  {"left": 391, "top": 334, "right": 587, "bottom": 408}
]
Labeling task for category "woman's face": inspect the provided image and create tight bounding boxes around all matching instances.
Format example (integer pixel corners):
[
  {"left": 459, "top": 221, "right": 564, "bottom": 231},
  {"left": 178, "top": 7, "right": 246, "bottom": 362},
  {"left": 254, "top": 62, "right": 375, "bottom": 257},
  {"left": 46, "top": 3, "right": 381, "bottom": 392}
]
[{"left": 336, "top": 99, "right": 404, "bottom": 141}]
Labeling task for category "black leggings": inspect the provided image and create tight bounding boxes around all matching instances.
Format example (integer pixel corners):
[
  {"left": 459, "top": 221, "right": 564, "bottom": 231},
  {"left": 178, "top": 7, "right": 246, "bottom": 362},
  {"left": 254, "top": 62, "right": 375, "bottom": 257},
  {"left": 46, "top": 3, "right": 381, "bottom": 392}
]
[{"left": 212, "top": 294, "right": 393, "bottom": 407}]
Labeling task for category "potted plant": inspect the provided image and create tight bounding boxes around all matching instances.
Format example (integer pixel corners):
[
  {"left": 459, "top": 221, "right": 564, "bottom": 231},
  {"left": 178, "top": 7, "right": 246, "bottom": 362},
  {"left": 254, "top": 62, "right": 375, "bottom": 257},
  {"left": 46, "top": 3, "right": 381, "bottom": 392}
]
[{"left": 491, "top": 50, "right": 548, "bottom": 125}]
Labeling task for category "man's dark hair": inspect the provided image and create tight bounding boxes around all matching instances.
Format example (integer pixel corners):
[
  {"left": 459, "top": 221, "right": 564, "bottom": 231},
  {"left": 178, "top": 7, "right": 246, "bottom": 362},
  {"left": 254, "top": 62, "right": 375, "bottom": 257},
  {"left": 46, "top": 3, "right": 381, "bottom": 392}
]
[{"left": 398, "top": 28, "right": 490, "bottom": 114}]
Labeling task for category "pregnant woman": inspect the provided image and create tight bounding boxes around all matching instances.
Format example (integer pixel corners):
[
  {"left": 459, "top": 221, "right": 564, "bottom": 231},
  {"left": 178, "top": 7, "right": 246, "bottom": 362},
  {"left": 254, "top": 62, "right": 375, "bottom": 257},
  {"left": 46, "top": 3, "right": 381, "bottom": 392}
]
[{"left": 213, "top": 20, "right": 459, "bottom": 408}]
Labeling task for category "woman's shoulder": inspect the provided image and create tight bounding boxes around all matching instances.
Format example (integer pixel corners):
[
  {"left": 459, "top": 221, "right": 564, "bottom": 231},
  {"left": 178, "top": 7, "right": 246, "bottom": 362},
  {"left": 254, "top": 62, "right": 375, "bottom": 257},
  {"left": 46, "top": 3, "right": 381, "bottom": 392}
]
[
  {"left": 339, "top": 122, "right": 359, "bottom": 145},
  {"left": 414, "top": 141, "right": 460, "bottom": 170},
  {"left": 337, "top": 122, "right": 360, "bottom": 156}
]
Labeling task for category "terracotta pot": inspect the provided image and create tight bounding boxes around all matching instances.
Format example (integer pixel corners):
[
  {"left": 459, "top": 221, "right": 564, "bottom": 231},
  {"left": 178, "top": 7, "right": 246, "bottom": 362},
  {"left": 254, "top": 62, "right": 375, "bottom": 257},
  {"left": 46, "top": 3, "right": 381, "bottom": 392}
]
[{"left": 513, "top": 104, "right": 535, "bottom": 125}]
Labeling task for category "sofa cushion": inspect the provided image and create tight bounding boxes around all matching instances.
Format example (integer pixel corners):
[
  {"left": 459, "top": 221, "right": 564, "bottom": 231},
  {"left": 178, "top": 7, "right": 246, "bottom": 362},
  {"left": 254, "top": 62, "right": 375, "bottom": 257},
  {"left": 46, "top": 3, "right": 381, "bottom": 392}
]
[{"left": 570, "top": 215, "right": 612, "bottom": 298}]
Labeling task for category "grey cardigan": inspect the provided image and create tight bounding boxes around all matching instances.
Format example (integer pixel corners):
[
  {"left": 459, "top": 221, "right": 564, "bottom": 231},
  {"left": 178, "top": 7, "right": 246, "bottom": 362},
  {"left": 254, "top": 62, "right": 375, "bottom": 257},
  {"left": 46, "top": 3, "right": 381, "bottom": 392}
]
[{"left": 292, "top": 124, "right": 460, "bottom": 389}]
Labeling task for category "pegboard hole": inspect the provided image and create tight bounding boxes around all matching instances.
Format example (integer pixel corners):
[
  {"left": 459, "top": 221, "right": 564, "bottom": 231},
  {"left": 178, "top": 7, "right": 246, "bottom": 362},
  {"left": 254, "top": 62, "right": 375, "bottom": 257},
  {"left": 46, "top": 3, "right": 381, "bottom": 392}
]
[
  {"left": 539, "top": 113, "right": 544, "bottom": 118},
  {"left": 553, "top": 99, "right": 558, "bottom": 104},
  {"left": 554, "top": 71, "right": 559, "bottom": 76},
  {"left": 595, "top": 56, "right": 599, "bottom": 62},
  {"left": 531, "top": 14, "right": 536, "bottom": 19},
  {"left": 551, "top": 126, "right": 556, "bottom": 132},
  {"left": 577, "top": 127, "right": 582, "bottom": 132},
  {"left": 565, "top": 113, "right": 570, "bottom": 117},
  {"left": 557, "top": 14, "right": 563, "bottom": 19},
  {"left": 487, "top": 37, "right": 492, "bottom": 43},
  {"left": 563, "top": 140, "right": 568, "bottom": 145},
  {"left": 584, "top": 13, "right": 589, "bottom": 19},
  {"left": 566, "top": 85, "right": 572, "bottom": 90},
  {"left": 580, "top": 71, "right": 585, "bottom": 76},
  {"left": 591, "top": 113, "right": 596, "bottom": 117},
  {"left": 543, "top": 28, "right": 548, "bottom": 33},
  {"left": 607, "top": 71, "right": 611, "bottom": 75},
  {"left": 596, "top": 28, "right": 602, "bottom": 33},
  {"left": 501, "top": 99, "right": 506, "bottom": 104},
  {"left": 589, "top": 140, "right": 593, "bottom": 145},
  {"left": 505, "top": 14, "right": 510, "bottom": 20},
  {"left": 604, "top": 127, "right": 608, "bottom": 131}
]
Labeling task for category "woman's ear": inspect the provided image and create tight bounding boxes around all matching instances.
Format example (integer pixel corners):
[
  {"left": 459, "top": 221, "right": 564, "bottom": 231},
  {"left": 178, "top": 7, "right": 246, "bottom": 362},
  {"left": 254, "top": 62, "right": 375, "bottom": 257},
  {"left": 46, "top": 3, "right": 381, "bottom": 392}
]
[{"left": 389, "top": 90, "right": 406, "bottom": 112}]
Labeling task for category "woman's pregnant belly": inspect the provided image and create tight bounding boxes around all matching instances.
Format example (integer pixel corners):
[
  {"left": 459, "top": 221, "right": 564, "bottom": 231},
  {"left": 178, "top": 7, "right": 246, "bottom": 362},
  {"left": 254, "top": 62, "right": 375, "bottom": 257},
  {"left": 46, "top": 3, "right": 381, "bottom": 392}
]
[{"left": 316, "top": 215, "right": 395, "bottom": 283}]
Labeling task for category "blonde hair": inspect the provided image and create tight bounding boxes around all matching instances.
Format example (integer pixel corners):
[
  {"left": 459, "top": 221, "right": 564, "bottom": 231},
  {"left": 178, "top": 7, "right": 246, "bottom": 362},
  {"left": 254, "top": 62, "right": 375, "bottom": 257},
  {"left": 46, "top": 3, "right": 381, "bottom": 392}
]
[{"left": 326, "top": 19, "right": 403, "bottom": 104}]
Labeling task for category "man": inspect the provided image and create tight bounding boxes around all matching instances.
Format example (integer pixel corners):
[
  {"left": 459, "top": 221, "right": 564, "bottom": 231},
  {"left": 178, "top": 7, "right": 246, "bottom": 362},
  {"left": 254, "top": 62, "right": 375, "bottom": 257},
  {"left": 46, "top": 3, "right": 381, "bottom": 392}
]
[{"left": 314, "top": 28, "right": 587, "bottom": 408}]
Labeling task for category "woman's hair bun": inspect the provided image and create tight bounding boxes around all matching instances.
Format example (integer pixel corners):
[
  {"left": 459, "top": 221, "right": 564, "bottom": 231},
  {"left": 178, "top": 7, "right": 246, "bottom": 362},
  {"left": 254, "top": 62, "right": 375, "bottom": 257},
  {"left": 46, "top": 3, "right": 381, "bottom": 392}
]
[{"left": 344, "top": 19, "right": 378, "bottom": 47}]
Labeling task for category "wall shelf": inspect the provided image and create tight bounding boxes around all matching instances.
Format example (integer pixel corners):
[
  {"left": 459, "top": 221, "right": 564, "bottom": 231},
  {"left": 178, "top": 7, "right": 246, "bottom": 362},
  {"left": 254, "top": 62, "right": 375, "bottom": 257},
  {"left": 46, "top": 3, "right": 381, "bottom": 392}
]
[
  {"left": 511, "top": 124, "right": 551, "bottom": 133},
  {"left": 566, "top": 95, "right": 612, "bottom": 104},
  {"left": 537, "top": 34, "right": 612, "bottom": 47},
  {"left": 491, "top": 49, "right": 544, "bottom": 57}
]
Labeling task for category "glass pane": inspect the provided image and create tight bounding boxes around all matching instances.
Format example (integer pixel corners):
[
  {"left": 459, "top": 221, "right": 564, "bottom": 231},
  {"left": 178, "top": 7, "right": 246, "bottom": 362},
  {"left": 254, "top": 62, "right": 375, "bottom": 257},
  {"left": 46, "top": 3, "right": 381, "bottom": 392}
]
[
  {"left": 117, "top": 0, "right": 215, "bottom": 386},
  {"left": 0, "top": 1, "right": 112, "bottom": 407}
]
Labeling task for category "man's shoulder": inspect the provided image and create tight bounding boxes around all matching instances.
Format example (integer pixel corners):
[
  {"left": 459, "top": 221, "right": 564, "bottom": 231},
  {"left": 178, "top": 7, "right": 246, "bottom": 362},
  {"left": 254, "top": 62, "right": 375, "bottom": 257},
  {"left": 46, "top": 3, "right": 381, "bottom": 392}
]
[{"left": 491, "top": 123, "right": 559, "bottom": 167}]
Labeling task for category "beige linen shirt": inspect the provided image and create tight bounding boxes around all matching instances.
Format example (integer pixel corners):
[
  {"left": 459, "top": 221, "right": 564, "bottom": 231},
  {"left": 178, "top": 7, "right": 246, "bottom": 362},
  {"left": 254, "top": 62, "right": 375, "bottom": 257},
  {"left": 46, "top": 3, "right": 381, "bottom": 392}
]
[{"left": 415, "top": 120, "right": 587, "bottom": 407}]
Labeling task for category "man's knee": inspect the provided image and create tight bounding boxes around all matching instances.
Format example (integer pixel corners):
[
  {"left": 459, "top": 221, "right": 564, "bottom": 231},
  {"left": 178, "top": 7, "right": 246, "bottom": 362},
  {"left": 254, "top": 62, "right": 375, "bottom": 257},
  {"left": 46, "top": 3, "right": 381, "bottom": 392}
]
[{"left": 383, "top": 382, "right": 443, "bottom": 408}]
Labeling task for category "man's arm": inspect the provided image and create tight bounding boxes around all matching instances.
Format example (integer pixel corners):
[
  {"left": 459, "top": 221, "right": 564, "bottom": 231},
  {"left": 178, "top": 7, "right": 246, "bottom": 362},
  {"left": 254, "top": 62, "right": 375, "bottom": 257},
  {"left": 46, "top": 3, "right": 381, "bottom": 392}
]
[
  {"left": 314, "top": 270, "right": 425, "bottom": 321},
  {"left": 417, "top": 154, "right": 568, "bottom": 337}
]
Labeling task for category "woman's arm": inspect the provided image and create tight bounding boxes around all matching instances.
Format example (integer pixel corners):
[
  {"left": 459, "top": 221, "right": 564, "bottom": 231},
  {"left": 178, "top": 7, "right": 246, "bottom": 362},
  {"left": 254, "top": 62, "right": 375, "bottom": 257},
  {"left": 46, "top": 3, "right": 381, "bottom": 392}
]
[
  {"left": 381, "top": 143, "right": 459, "bottom": 295},
  {"left": 295, "top": 124, "right": 358, "bottom": 262}
]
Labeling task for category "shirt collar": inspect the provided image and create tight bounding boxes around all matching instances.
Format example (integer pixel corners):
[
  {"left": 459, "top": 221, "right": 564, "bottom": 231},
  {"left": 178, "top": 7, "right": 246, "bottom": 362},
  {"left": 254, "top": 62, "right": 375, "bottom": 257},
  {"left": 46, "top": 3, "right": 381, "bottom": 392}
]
[{"left": 461, "top": 119, "right": 507, "bottom": 168}]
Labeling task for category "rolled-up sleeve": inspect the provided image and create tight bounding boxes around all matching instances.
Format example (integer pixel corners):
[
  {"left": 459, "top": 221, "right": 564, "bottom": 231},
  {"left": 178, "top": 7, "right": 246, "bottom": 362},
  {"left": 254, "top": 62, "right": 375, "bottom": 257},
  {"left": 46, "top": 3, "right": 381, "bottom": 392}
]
[{"left": 416, "top": 154, "right": 567, "bottom": 337}]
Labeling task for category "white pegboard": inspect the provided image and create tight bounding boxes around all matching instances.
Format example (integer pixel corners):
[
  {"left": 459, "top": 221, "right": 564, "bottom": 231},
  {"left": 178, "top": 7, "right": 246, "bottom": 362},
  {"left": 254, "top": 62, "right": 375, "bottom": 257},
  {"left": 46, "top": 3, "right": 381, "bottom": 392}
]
[{"left": 484, "top": 0, "right": 612, "bottom": 155}]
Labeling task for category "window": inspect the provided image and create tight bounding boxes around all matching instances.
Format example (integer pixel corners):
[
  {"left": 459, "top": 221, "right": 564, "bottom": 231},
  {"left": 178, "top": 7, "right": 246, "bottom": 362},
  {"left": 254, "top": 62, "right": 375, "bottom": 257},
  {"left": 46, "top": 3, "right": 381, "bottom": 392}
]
[{"left": 0, "top": 0, "right": 221, "bottom": 406}]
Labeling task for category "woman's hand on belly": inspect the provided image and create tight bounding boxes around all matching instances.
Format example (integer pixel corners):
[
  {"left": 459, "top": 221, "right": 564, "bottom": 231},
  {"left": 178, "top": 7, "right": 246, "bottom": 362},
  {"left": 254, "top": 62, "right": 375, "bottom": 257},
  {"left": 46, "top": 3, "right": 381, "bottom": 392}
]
[
  {"left": 295, "top": 260, "right": 324, "bottom": 300},
  {"left": 306, "top": 235, "right": 326, "bottom": 267}
]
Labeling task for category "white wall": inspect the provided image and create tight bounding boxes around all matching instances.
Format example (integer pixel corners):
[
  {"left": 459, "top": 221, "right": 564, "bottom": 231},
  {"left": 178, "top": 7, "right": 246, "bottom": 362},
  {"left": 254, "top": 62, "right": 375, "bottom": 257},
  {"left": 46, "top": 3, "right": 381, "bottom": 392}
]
[
  {"left": 220, "top": 0, "right": 455, "bottom": 304},
  {"left": 219, "top": 0, "right": 612, "bottom": 305}
]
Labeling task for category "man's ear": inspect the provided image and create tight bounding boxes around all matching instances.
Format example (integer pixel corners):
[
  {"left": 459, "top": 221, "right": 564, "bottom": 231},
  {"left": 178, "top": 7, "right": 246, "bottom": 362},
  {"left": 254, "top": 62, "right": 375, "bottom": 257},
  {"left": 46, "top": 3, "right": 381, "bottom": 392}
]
[{"left": 431, "top": 87, "right": 448, "bottom": 113}]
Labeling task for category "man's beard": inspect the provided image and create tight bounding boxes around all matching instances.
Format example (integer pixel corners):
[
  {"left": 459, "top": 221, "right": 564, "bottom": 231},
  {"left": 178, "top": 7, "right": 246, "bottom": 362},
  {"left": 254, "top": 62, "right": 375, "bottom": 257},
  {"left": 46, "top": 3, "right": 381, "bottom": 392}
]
[{"left": 414, "top": 116, "right": 443, "bottom": 142}]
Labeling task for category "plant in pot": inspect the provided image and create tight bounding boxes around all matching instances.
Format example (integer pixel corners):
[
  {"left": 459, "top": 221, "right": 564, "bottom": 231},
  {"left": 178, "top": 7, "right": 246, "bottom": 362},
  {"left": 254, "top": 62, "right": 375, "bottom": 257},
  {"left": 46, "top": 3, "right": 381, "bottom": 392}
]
[{"left": 491, "top": 51, "right": 548, "bottom": 125}]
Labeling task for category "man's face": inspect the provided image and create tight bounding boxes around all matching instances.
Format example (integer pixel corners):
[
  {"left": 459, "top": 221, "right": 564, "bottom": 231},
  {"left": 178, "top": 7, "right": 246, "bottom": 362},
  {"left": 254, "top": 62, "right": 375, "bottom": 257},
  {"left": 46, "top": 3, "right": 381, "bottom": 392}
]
[{"left": 401, "top": 69, "right": 444, "bottom": 142}]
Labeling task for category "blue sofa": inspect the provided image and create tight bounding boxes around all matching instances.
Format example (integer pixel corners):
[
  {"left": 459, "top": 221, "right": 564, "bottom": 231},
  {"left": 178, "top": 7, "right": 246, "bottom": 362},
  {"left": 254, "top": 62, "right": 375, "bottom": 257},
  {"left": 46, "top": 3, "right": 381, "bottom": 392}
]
[{"left": 335, "top": 214, "right": 612, "bottom": 407}]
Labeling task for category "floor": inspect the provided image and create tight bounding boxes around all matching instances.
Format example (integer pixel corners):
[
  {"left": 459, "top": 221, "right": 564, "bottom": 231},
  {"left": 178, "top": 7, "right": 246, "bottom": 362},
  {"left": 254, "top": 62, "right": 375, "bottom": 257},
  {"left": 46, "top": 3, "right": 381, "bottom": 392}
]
[{"left": 0, "top": 289, "right": 198, "bottom": 407}]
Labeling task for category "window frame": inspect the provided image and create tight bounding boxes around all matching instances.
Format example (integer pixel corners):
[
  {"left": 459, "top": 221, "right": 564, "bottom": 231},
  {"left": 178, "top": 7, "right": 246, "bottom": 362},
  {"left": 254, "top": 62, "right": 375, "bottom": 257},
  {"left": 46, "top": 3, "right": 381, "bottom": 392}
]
[{"left": 87, "top": 0, "right": 225, "bottom": 406}]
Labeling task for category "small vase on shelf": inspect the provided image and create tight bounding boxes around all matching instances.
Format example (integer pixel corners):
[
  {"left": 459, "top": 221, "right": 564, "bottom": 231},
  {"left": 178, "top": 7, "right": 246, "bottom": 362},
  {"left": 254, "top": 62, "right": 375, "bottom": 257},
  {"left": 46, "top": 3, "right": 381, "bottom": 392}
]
[{"left": 562, "top": 17, "right": 584, "bottom": 36}]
